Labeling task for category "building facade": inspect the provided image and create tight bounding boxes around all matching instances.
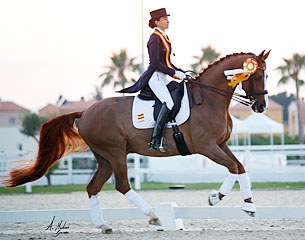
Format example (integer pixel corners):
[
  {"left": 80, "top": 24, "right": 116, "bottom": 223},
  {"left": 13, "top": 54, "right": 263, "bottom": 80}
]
[
  {"left": 288, "top": 99, "right": 305, "bottom": 137},
  {"left": 0, "top": 101, "right": 30, "bottom": 127}
]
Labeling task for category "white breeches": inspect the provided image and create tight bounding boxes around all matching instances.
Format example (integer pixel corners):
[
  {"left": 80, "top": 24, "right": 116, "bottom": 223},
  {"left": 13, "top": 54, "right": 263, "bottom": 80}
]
[{"left": 148, "top": 72, "right": 174, "bottom": 110}]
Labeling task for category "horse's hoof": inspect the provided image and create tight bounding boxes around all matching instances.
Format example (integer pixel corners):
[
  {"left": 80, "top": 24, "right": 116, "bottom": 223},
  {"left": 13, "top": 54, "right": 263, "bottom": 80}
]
[
  {"left": 149, "top": 217, "right": 161, "bottom": 226},
  {"left": 208, "top": 190, "right": 221, "bottom": 206},
  {"left": 242, "top": 202, "right": 256, "bottom": 217},
  {"left": 243, "top": 210, "right": 255, "bottom": 217},
  {"left": 99, "top": 224, "right": 113, "bottom": 234}
]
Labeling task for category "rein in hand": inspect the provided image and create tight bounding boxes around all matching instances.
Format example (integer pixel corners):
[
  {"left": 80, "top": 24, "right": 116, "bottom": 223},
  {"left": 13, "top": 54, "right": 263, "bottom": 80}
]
[{"left": 183, "top": 71, "right": 254, "bottom": 107}]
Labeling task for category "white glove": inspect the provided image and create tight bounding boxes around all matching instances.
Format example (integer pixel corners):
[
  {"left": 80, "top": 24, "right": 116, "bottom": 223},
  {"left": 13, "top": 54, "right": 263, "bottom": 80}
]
[{"left": 174, "top": 71, "right": 186, "bottom": 80}]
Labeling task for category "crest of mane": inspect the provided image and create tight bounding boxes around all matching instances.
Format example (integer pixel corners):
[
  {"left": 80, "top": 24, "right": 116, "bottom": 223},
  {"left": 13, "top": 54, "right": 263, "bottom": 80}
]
[{"left": 196, "top": 52, "right": 255, "bottom": 79}]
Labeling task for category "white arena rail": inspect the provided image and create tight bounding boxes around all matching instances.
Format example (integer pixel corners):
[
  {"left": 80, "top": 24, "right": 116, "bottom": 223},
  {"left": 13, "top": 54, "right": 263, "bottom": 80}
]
[{"left": 1, "top": 203, "right": 305, "bottom": 230}]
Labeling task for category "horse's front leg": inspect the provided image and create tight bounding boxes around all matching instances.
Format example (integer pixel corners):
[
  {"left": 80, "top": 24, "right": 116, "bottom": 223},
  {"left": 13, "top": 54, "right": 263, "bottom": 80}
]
[
  {"left": 202, "top": 145, "right": 238, "bottom": 202},
  {"left": 201, "top": 144, "right": 256, "bottom": 217},
  {"left": 219, "top": 143, "right": 256, "bottom": 216}
]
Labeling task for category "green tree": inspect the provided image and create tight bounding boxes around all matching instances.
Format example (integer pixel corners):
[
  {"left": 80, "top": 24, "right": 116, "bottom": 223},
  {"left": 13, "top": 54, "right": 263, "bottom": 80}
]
[
  {"left": 20, "top": 113, "right": 46, "bottom": 142},
  {"left": 191, "top": 45, "right": 221, "bottom": 73},
  {"left": 99, "top": 49, "right": 141, "bottom": 93},
  {"left": 20, "top": 113, "right": 57, "bottom": 186},
  {"left": 276, "top": 53, "right": 305, "bottom": 144}
]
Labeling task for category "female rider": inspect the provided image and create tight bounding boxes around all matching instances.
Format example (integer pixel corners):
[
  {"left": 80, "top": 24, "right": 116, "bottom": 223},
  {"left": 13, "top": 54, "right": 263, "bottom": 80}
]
[{"left": 119, "top": 8, "right": 186, "bottom": 150}]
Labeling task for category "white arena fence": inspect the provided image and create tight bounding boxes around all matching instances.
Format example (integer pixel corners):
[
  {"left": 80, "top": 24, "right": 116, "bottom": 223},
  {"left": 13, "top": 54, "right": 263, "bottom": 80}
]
[
  {"left": 1, "top": 144, "right": 305, "bottom": 191},
  {"left": 1, "top": 203, "right": 305, "bottom": 230}
]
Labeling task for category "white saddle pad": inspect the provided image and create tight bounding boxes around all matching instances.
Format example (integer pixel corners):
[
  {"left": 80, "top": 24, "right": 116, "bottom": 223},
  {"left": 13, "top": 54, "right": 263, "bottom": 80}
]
[{"left": 132, "top": 82, "right": 190, "bottom": 129}]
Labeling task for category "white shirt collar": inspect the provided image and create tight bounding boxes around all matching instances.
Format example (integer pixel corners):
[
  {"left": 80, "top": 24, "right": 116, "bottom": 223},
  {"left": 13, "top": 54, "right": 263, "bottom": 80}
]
[{"left": 154, "top": 27, "right": 167, "bottom": 37}]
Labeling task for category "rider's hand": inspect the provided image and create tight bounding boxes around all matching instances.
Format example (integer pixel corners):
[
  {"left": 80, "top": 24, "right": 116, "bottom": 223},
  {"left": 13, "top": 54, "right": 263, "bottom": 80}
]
[{"left": 174, "top": 71, "right": 186, "bottom": 80}]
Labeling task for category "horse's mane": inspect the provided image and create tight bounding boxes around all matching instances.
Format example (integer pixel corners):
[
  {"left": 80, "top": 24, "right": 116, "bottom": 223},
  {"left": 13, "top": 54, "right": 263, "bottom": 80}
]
[{"left": 196, "top": 52, "right": 254, "bottom": 79}]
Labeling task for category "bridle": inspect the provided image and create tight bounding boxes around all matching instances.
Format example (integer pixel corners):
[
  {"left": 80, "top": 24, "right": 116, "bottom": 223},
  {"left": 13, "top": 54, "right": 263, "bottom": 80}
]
[
  {"left": 247, "top": 66, "right": 268, "bottom": 101},
  {"left": 186, "top": 63, "right": 268, "bottom": 107}
]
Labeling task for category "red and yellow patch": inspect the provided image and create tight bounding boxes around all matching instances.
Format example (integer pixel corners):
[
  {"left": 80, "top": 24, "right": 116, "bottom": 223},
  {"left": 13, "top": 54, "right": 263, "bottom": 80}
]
[{"left": 137, "top": 113, "right": 145, "bottom": 122}]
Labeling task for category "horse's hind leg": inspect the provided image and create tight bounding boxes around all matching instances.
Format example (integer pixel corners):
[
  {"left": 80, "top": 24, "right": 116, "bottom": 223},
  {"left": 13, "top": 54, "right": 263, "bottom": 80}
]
[
  {"left": 87, "top": 151, "right": 113, "bottom": 234},
  {"left": 110, "top": 153, "right": 161, "bottom": 226}
]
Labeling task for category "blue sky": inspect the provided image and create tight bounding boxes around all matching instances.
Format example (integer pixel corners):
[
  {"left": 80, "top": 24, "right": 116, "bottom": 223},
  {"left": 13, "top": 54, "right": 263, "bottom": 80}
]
[{"left": 1, "top": 0, "right": 304, "bottom": 111}]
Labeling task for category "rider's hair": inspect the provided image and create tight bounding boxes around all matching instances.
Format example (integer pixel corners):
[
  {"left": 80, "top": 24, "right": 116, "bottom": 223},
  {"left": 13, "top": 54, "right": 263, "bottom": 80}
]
[{"left": 149, "top": 18, "right": 160, "bottom": 28}]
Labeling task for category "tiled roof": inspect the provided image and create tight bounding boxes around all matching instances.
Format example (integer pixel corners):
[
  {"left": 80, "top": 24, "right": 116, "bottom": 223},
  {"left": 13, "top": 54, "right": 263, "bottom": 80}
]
[
  {"left": 0, "top": 101, "right": 30, "bottom": 112},
  {"left": 59, "top": 100, "right": 97, "bottom": 110},
  {"left": 39, "top": 100, "right": 98, "bottom": 116}
]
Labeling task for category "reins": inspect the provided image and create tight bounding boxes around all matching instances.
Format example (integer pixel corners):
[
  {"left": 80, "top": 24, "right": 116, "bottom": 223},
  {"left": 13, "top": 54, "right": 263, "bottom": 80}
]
[
  {"left": 185, "top": 63, "right": 267, "bottom": 107},
  {"left": 186, "top": 77, "right": 254, "bottom": 107}
]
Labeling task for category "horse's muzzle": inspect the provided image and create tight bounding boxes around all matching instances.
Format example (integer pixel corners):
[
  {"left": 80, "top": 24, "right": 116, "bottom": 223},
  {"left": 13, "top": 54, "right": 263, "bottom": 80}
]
[{"left": 251, "top": 100, "right": 265, "bottom": 113}]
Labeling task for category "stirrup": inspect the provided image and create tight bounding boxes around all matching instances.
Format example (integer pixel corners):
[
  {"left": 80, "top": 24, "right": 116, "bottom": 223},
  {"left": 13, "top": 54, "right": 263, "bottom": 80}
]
[
  {"left": 148, "top": 139, "right": 160, "bottom": 150},
  {"left": 148, "top": 140, "right": 167, "bottom": 152}
]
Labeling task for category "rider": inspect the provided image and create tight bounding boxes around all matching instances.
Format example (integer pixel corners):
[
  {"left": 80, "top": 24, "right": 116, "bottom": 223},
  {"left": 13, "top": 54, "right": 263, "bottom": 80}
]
[{"left": 118, "top": 8, "right": 186, "bottom": 150}]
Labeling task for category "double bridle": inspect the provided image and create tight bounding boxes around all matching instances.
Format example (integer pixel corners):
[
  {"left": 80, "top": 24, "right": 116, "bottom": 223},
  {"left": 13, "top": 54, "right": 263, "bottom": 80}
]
[
  {"left": 248, "top": 66, "right": 268, "bottom": 100},
  {"left": 186, "top": 65, "right": 268, "bottom": 107}
]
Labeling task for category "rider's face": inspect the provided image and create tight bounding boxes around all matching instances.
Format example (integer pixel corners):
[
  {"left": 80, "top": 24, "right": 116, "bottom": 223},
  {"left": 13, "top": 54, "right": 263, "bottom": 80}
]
[{"left": 155, "top": 16, "right": 169, "bottom": 31}]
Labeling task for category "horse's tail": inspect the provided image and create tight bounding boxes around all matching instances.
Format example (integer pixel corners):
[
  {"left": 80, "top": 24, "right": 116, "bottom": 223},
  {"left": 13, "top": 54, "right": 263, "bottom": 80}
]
[{"left": 3, "top": 111, "right": 88, "bottom": 188}]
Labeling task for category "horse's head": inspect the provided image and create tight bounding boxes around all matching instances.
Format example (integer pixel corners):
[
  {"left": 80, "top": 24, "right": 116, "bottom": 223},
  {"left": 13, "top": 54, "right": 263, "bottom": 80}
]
[{"left": 242, "top": 50, "right": 271, "bottom": 113}]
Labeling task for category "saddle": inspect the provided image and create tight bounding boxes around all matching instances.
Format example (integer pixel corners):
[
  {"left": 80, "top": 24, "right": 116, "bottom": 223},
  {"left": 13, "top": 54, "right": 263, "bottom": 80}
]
[
  {"left": 138, "top": 81, "right": 184, "bottom": 122},
  {"left": 137, "top": 81, "right": 190, "bottom": 156}
]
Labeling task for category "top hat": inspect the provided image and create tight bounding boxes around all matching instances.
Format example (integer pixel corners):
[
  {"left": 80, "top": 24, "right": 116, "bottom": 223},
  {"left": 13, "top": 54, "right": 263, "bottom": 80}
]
[{"left": 149, "top": 8, "right": 170, "bottom": 20}]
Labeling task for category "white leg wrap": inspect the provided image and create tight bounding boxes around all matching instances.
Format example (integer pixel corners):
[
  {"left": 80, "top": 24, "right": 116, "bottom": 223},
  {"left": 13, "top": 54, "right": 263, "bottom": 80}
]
[
  {"left": 219, "top": 172, "right": 238, "bottom": 196},
  {"left": 238, "top": 173, "right": 253, "bottom": 199},
  {"left": 125, "top": 189, "right": 152, "bottom": 216},
  {"left": 89, "top": 194, "right": 106, "bottom": 228}
]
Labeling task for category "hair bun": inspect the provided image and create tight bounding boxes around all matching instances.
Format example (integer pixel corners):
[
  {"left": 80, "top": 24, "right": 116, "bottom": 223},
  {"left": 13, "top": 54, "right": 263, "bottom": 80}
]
[{"left": 149, "top": 19, "right": 156, "bottom": 29}]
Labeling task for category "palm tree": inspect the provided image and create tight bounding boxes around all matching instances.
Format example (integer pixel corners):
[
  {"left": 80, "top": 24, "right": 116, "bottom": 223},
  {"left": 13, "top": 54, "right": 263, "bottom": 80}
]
[
  {"left": 277, "top": 53, "right": 305, "bottom": 144},
  {"left": 191, "top": 45, "right": 221, "bottom": 73},
  {"left": 99, "top": 49, "right": 141, "bottom": 93}
]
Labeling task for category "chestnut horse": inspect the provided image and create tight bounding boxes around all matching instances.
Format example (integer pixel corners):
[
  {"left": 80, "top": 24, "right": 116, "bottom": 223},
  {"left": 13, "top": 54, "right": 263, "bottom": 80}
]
[{"left": 3, "top": 50, "right": 270, "bottom": 233}]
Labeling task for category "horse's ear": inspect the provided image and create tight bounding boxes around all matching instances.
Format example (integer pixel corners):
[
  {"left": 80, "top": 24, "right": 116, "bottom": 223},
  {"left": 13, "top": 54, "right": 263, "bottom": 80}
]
[
  {"left": 257, "top": 50, "right": 265, "bottom": 59},
  {"left": 262, "top": 49, "right": 271, "bottom": 60}
]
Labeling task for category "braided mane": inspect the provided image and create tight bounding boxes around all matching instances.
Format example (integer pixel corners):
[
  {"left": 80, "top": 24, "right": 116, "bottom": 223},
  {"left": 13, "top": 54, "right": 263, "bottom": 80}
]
[{"left": 196, "top": 52, "right": 254, "bottom": 78}]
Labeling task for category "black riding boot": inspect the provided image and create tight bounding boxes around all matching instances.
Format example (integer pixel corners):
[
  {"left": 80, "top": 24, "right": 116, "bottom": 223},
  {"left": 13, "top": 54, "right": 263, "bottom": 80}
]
[{"left": 149, "top": 103, "right": 171, "bottom": 150}]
